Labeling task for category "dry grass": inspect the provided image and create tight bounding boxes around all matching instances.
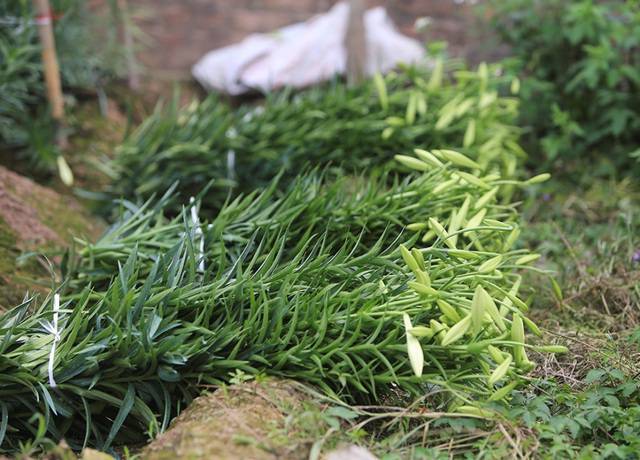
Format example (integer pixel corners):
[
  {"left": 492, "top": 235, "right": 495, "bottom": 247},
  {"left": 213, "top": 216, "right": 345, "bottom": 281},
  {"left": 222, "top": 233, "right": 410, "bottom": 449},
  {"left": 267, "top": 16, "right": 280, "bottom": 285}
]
[{"left": 529, "top": 327, "right": 640, "bottom": 389}]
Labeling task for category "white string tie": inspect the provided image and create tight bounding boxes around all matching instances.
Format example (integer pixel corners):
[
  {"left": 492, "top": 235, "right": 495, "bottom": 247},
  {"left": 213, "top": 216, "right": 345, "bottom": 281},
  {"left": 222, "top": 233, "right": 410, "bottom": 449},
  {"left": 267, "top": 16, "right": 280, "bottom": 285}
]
[
  {"left": 190, "top": 197, "right": 205, "bottom": 273},
  {"left": 48, "top": 294, "right": 61, "bottom": 388}
]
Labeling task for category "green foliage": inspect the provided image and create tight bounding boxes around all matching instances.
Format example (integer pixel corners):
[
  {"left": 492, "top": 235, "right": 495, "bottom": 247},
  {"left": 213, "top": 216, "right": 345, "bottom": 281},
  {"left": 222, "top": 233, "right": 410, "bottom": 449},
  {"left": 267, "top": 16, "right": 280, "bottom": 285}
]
[
  {"left": 0, "top": 0, "right": 132, "bottom": 173},
  {"left": 486, "top": 0, "right": 640, "bottom": 172},
  {"left": 108, "top": 61, "right": 524, "bottom": 213},
  {"left": 509, "top": 368, "right": 640, "bottom": 459},
  {"left": 0, "top": 156, "right": 546, "bottom": 452},
  {"left": 0, "top": 1, "right": 43, "bottom": 150}
]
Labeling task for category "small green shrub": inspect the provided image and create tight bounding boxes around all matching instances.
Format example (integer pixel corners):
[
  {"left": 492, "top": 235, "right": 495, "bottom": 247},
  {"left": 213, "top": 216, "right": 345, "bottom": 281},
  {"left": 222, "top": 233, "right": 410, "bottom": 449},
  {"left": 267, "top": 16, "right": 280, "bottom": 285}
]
[
  {"left": 0, "top": 1, "right": 43, "bottom": 150},
  {"left": 508, "top": 368, "right": 640, "bottom": 458},
  {"left": 485, "top": 0, "right": 640, "bottom": 173}
]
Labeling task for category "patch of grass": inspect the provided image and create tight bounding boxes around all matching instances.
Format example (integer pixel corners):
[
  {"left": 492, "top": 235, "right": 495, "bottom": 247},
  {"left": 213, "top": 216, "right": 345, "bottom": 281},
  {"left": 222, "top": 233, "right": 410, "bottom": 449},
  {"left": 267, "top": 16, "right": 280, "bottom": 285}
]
[
  {"left": 520, "top": 177, "right": 640, "bottom": 332},
  {"left": 507, "top": 359, "right": 640, "bottom": 458}
]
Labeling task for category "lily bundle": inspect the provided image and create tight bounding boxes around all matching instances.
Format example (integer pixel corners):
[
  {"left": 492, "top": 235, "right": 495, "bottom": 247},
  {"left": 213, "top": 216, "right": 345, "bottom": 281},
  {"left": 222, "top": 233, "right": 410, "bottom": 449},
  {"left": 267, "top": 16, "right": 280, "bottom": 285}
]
[
  {"left": 0, "top": 153, "right": 557, "bottom": 452},
  {"left": 107, "top": 61, "right": 524, "bottom": 213}
]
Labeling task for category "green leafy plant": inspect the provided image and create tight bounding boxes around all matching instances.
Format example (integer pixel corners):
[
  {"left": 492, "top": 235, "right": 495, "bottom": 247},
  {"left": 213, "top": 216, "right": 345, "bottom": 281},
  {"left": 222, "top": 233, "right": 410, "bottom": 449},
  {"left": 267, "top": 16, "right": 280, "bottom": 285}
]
[
  {"left": 0, "top": 153, "right": 555, "bottom": 452},
  {"left": 507, "top": 368, "right": 640, "bottom": 458},
  {"left": 0, "top": 1, "right": 43, "bottom": 150},
  {"left": 485, "top": 0, "right": 640, "bottom": 173}
]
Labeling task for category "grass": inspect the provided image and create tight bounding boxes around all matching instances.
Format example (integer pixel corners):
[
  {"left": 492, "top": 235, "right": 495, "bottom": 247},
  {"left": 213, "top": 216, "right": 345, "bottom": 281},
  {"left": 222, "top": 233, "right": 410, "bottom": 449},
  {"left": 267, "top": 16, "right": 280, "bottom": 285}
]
[
  {"left": 508, "top": 176, "right": 640, "bottom": 458},
  {"left": 521, "top": 175, "right": 640, "bottom": 330}
]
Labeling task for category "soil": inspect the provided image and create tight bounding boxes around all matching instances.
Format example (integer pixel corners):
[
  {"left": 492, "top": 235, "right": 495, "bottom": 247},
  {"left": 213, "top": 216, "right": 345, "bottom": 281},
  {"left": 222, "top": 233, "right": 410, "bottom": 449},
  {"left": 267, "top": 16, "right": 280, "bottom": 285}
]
[{"left": 0, "top": 165, "right": 103, "bottom": 310}]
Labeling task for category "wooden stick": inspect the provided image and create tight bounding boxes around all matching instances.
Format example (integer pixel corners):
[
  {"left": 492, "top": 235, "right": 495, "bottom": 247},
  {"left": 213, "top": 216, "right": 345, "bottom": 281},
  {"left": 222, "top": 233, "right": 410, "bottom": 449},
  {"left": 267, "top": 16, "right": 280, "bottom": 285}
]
[
  {"left": 33, "top": 0, "right": 64, "bottom": 121},
  {"left": 345, "top": 0, "right": 367, "bottom": 86},
  {"left": 118, "top": 0, "right": 140, "bottom": 90}
]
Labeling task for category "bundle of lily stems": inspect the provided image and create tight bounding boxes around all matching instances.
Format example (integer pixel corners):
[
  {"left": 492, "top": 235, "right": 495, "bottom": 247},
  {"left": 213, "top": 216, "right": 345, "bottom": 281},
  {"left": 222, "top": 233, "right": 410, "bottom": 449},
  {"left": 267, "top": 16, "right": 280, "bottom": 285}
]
[{"left": 0, "top": 149, "right": 562, "bottom": 451}]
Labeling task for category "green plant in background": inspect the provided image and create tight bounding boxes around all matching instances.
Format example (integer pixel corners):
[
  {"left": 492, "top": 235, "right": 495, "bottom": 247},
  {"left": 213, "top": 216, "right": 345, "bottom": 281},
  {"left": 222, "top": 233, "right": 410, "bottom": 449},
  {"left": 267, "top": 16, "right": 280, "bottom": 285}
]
[
  {"left": 101, "top": 94, "right": 237, "bottom": 211},
  {"left": 108, "top": 60, "right": 524, "bottom": 213},
  {"left": 0, "top": 152, "right": 558, "bottom": 452},
  {"left": 0, "top": 0, "right": 139, "bottom": 178},
  {"left": 0, "top": 1, "right": 43, "bottom": 150},
  {"left": 485, "top": 0, "right": 640, "bottom": 174}
]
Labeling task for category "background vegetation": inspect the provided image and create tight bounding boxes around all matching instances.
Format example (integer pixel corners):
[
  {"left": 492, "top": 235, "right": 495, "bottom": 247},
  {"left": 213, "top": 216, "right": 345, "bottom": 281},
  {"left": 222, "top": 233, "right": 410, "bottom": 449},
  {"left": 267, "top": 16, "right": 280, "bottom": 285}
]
[
  {"left": 486, "top": 0, "right": 640, "bottom": 175},
  {"left": 0, "top": 0, "right": 134, "bottom": 175},
  {"left": 107, "top": 61, "right": 523, "bottom": 213}
]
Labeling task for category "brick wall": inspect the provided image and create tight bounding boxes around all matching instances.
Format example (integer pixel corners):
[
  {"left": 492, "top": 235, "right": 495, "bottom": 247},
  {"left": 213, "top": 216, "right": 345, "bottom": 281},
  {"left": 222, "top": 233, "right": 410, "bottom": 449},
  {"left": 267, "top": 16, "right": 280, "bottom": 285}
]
[{"left": 114, "top": 0, "right": 489, "bottom": 79}]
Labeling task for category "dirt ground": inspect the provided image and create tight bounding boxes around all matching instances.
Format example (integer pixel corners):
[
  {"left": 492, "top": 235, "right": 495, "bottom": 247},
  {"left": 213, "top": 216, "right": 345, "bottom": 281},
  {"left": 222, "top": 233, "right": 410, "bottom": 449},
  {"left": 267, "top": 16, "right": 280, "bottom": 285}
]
[{"left": 0, "top": 165, "right": 104, "bottom": 310}]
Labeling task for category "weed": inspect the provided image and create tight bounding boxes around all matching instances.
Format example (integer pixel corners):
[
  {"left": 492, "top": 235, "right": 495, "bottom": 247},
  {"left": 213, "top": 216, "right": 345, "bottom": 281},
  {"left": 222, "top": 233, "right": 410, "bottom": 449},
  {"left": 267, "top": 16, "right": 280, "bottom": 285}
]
[{"left": 484, "top": 0, "right": 640, "bottom": 173}]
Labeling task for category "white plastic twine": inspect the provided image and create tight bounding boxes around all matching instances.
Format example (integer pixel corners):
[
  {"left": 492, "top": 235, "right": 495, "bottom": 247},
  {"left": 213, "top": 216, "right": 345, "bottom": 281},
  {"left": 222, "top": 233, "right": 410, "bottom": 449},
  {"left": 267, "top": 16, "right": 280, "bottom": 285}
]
[
  {"left": 190, "top": 197, "right": 205, "bottom": 273},
  {"left": 48, "top": 294, "right": 61, "bottom": 388}
]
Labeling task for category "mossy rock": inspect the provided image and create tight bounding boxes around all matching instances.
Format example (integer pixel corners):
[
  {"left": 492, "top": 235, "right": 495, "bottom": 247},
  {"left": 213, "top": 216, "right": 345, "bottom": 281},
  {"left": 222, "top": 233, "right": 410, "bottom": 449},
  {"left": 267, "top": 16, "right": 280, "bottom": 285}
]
[
  {"left": 141, "top": 379, "right": 323, "bottom": 460},
  {"left": 0, "top": 165, "right": 102, "bottom": 310}
]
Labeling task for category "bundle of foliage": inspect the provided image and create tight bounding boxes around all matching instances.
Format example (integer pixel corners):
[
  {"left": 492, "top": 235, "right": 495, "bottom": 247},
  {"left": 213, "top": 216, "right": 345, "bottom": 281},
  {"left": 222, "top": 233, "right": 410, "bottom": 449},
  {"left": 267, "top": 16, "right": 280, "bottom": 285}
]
[
  {"left": 0, "top": 0, "right": 133, "bottom": 174},
  {"left": 485, "top": 0, "right": 640, "bottom": 172},
  {"left": 0, "top": 152, "right": 557, "bottom": 452},
  {"left": 108, "top": 61, "right": 524, "bottom": 212}
]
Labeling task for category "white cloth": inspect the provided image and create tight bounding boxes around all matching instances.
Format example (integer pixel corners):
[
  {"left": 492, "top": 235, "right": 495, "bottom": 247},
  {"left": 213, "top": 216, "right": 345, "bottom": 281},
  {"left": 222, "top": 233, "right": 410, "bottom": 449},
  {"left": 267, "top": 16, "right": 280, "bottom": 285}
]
[{"left": 192, "top": 2, "right": 425, "bottom": 94}]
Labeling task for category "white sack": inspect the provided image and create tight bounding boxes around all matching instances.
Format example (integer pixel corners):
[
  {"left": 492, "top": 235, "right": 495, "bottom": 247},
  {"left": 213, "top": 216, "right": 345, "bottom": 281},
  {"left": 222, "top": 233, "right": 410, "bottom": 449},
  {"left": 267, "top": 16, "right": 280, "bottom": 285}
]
[{"left": 192, "top": 2, "right": 425, "bottom": 95}]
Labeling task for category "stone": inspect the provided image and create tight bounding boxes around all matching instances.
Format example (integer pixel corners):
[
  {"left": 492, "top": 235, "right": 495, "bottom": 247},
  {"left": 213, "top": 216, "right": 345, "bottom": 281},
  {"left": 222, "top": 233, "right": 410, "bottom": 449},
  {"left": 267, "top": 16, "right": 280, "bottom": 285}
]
[{"left": 141, "top": 379, "right": 315, "bottom": 460}]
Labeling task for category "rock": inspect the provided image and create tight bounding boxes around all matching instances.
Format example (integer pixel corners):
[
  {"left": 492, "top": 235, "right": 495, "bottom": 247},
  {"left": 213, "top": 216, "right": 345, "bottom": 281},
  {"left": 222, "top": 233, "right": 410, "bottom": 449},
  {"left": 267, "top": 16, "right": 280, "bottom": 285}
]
[
  {"left": 141, "top": 379, "right": 317, "bottom": 460},
  {"left": 79, "top": 449, "right": 116, "bottom": 460},
  {"left": 326, "top": 445, "right": 378, "bottom": 460},
  {"left": 0, "top": 165, "right": 103, "bottom": 310}
]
